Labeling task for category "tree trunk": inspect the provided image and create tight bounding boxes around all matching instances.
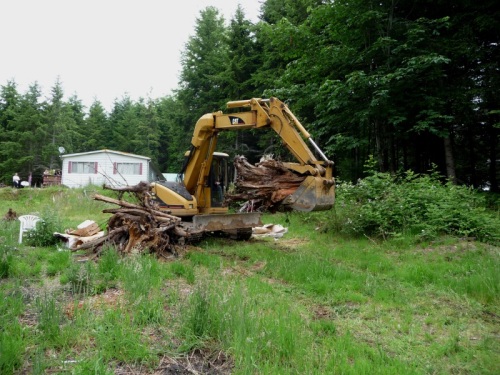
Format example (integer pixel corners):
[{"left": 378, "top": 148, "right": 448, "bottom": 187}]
[
  {"left": 444, "top": 136, "right": 457, "bottom": 184},
  {"left": 488, "top": 123, "right": 499, "bottom": 192}
]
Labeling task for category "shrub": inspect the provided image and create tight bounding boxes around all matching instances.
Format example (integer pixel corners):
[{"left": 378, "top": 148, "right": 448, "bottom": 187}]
[
  {"left": 332, "top": 169, "right": 500, "bottom": 244},
  {"left": 25, "top": 212, "right": 61, "bottom": 247}
]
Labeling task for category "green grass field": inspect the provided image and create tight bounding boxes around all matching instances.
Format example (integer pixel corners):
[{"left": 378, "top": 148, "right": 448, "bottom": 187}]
[{"left": 1, "top": 186, "right": 499, "bottom": 374}]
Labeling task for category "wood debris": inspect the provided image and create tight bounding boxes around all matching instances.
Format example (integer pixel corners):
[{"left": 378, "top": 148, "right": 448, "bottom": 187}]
[
  {"left": 90, "top": 192, "right": 189, "bottom": 258},
  {"left": 63, "top": 182, "right": 194, "bottom": 258},
  {"left": 68, "top": 220, "right": 101, "bottom": 237},
  {"left": 252, "top": 223, "right": 288, "bottom": 239},
  {"left": 54, "top": 220, "right": 105, "bottom": 250},
  {"left": 225, "top": 155, "right": 306, "bottom": 212}
]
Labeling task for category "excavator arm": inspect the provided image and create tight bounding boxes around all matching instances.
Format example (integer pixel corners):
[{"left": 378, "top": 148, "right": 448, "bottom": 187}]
[
  {"left": 184, "top": 97, "right": 334, "bottom": 211},
  {"left": 223, "top": 97, "right": 333, "bottom": 179}
]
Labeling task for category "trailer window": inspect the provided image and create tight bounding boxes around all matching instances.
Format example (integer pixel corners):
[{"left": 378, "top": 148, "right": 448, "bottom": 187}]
[
  {"left": 68, "top": 162, "right": 97, "bottom": 174},
  {"left": 114, "top": 162, "right": 142, "bottom": 175}
]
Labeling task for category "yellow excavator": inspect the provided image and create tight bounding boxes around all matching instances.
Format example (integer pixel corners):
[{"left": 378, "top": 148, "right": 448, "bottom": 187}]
[{"left": 150, "top": 97, "right": 335, "bottom": 239}]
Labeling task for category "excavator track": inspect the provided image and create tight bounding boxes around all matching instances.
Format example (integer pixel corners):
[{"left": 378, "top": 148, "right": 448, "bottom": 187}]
[
  {"left": 185, "top": 231, "right": 205, "bottom": 243},
  {"left": 224, "top": 227, "right": 253, "bottom": 241}
]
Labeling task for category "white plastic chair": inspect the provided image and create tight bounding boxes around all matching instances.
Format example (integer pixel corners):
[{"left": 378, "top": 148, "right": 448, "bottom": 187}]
[{"left": 18, "top": 215, "right": 41, "bottom": 244}]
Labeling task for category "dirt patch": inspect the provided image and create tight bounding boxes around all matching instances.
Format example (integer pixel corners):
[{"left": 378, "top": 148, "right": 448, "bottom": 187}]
[
  {"left": 272, "top": 238, "right": 308, "bottom": 252},
  {"left": 64, "top": 288, "right": 125, "bottom": 319},
  {"left": 109, "top": 348, "right": 234, "bottom": 374},
  {"left": 153, "top": 349, "right": 233, "bottom": 375},
  {"left": 418, "top": 239, "right": 481, "bottom": 254},
  {"left": 312, "top": 302, "right": 360, "bottom": 321},
  {"left": 313, "top": 304, "right": 334, "bottom": 320}
]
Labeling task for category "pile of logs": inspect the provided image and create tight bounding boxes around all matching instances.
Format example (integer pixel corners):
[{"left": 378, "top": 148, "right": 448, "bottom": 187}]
[
  {"left": 226, "top": 155, "right": 306, "bottom": 212},
  {"left": 75, "top": 183, "right": 191, "bottom": 258}
]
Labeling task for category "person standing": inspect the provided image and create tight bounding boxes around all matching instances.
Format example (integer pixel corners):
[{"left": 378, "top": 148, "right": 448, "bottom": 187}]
[{"left": 13, "top": 173, "right": 20, "bottom": 188}]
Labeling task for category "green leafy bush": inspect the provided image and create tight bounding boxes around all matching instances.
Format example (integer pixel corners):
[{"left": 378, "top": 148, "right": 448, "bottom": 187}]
[
  {"left": 332, "top": 169, "right": 500, "bottom": 244},
  {"left": 25, "top": 212, "right": 61, "bottom": 247}
]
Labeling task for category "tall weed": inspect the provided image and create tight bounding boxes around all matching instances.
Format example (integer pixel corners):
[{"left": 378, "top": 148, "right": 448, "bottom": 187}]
[
  {"left": 61, "top": 261, "right": 96, "bottom": 295},
  {"left": 0, "top": 243, "right": 14, "bottom": 278},
  {"left": 94, "top": 308, "right": 153, "bottom": 364},
  {"left": 180, "top": 278, "right": 311, "bottom": 372},
  {"left": 46, "top": 250, "right": 71, "bottom": 277},
  {"left": 95, "top": 246, "right": 121, "bottom": 291},
  {"left": 35, "top": 294, "right": 63, "bottom": 346},
  {"left": 0, "top": 289, "right": 25, "bottom": 375},
  {"left": 0, "top": 322, "right": 25, "bottom": 375}
]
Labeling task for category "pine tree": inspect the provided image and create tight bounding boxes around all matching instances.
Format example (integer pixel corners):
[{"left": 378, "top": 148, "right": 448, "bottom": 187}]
[
  {"left": 84, "top": 100, "right": 109, "bottom": 151},
  {"left": 177, "top": 6, "right": 230, "bottom": 119}
]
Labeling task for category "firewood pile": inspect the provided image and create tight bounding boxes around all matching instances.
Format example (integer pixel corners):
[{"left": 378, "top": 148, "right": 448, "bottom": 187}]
[
  {"left": 225, "top": 155, "right": 306, "bottom": 212},
  {"left": 74, "top": 182, "right": 192, "bottom": 258}
]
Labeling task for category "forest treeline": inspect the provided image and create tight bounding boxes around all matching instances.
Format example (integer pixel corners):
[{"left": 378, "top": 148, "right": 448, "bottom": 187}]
[{"left": 1, "top": 0, "right": 498, "bottom": 190}]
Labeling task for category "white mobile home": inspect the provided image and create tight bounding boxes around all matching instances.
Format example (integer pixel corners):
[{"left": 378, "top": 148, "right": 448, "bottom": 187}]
[{"left": 60, "top": 149, "right": 162, "bottom": 188}]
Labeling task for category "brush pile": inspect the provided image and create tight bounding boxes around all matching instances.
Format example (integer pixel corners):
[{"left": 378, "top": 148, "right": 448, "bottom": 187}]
[{"left": 76, "top": 182, "right": 192, "bottom": 258}]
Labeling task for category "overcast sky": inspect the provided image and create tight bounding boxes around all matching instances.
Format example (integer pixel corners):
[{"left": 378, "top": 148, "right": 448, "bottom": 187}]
[{"left": 0, "top": 0, "right": 261, "bottom": 111}]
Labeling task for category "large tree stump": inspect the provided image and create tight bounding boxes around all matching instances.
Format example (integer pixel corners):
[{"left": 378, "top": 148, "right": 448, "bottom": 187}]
[{"left": 225, "top": 156, "right": 306, "bottom": 212}]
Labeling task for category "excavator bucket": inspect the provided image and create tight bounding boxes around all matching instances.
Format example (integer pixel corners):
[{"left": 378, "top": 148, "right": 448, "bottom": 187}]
[{"left": 282, "top": 176, "right": 335, "bottom": 212}]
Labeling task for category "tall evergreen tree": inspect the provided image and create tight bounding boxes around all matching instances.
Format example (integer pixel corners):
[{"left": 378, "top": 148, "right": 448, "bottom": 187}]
[
  {"left": 225, "top": 5, "right": 260, "bottom": 100},
  {"left": 0, "top": 80, "right": 22, "bottom": 183},
  {"left": 128, "top": 98, "right": 161, "bottom": 160},
  {"left": 65, "top": 94, "right": 86, "bottom": 153},
  {"left": 177, "top": 6, "right": 229, "bottom": 119},
  {"left": 221, "top": 5, "right": 265, "bottom": 162},
  {"left": 84, "top": 100, "right": 109, "bottom": 151},
  {"left": 42, "top": 79, "right": 73, "bottom": 170},
  {"left": 108, "top": 96, "right": 140, "bottom": 153},
  {"left": 156, "top": 96, "right": 186, "bottom": 172},
  {"left": 140, "top": 97, "right": 161, "bottom": 163},
  {"left": 0, "top": 80, "right": 20, "bottom": 133},
  {"left": 12, "top": 84, "right": 46, "bottom": 182}
]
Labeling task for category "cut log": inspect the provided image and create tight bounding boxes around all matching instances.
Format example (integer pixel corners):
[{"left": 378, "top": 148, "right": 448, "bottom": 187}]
[
  {"left": 94, "top": 194, "right": 148, "bottom": 210},
  {"left": 73, "top": 226, "right": 128, "bottom": 251},
  {"left": 102, "top": 207, "right": 180, "bottom": 221},
  {"left": 69, "top": 221, "right": 100, "bottom": 237},
  {"left": 104, "top": 181, "right": 151, "bottom": 194}
]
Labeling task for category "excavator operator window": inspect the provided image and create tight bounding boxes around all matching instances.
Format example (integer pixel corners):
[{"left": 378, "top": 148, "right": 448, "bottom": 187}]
[{"left": 209, "top": 154, "right": 228, "bottom": 207}]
